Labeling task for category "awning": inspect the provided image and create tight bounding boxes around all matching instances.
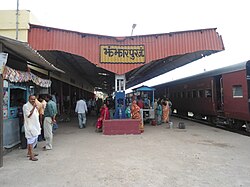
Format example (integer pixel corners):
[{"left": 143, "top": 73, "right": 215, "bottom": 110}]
[{"left": 0, "top": 35, "right": 64, "bottom": 73}]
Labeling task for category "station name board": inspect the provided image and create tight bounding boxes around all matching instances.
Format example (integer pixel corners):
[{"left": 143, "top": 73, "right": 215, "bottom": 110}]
[{"left": 100, "top": 45, "right": 145, "bottom": 64}]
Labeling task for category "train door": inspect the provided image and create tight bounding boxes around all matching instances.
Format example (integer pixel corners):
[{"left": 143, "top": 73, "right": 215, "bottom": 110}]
[
  {"left": 246, "top": 62, "right": 250, "bottom": 112},
  {"left": 215, "top": 75, "right": 223, "bottom": 111},
  {"left": 248, "top": 78, "right": 250, "bottom": 112},
  {"left": 245, "top": 62, "right": 250, "bottom": 132}
]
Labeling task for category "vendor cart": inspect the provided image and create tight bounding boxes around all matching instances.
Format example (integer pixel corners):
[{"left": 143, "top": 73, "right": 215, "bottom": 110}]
[{"left": 132, "top": 85, "right": 155, "bottom": 122}]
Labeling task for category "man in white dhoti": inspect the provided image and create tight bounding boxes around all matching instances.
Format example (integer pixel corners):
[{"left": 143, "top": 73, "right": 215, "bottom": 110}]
[{"left": 23, "top": 95, "right": 41, "bottom": 161}]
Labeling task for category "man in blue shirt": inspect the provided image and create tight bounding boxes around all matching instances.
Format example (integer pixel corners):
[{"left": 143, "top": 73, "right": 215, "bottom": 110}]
[{"left": 43, "top": 94, "right": 57, "bottom": 150}]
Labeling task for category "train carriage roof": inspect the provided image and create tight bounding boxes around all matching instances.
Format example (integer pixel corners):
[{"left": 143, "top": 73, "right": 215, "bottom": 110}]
[{"left": 154, "top": 60, "right": 250, "bottom": 88}]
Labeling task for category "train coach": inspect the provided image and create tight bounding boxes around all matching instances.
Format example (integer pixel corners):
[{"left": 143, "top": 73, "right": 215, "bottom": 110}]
[{"left": 154, "top": 60, "right": 250, "bottom": 132}]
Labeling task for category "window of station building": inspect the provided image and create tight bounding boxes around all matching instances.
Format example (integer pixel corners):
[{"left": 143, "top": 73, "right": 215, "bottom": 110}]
[
  {"left": 232, "top": 85, "right": 243, "bottom": 98},
  {"left": 187, "top": 91, "right": 191, "bottom": 98},
  {"left": 205, "top": 89, "right": 212, "bottom": 98},
  {"left": 192, "top": 90, "right": 197, "bottom": 98},
  {"left": 198, "top": 90, "right": 204, "bottom": 98}
]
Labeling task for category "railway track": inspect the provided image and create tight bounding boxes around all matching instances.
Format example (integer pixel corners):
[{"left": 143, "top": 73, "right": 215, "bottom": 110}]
[{"left": 172, "top": 114, "right": 250, "bottom": 137}]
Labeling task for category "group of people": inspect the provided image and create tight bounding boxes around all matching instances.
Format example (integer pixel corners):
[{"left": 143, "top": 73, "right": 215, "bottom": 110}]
[
  {"left": 74, "top": 96, "right": 171, "bottom": 133},
  {"left": 22, "top": 94, "right": 172, "bottom": 161},
  {"left": 154, "top": 98, "right": 172, "bottom": 125},
  {"left": 22, "top": 94, "right": 57, "bottom": 161},
  {"left": 94, "top": 98, "right": 144, "bottom": 133}
]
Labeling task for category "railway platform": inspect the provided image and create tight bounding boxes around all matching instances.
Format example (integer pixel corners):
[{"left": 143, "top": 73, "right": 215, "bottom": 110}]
[{"left": 0, "top": 114, "right": 250, "bottom": 187}]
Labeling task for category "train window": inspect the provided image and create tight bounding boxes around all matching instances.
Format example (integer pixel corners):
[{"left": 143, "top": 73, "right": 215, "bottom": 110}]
[
  {"left": 232, "top": 85, "right": 243, "bottom": 98},
  {"left": 205, "top": 89, "right": 212, "bottom": 98},
  {"left": 177, "top": 92, "right": 181, "bottom": 98},
  {"left": 173, "top": 92, "right": 177, "bottom": 98},
  {"left": 192, "top": 90, "right": 197, "bottom": 98},
  {"left": 198, "top": 90, "right": 204, "bottom": 98},
  {"left": 181, "top": 91, "right": 185, "bottom": 98}
]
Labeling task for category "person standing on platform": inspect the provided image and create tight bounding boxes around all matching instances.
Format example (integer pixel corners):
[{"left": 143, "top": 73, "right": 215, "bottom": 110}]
[
  {"left": 162, "top": 99, "right": 170, "bottom": 123},
  {"left": 131, "top": 100, "right": 144, "bottom": 133},
  {"left": 167, "top": 98, "right": 172, "bottom": 117},
  {"left": 75, "top": 96, "right": 88, "bottom": 129},
  {"left": 96, "top": 98, "right": 103, "bottom": 116},
  {"left": 87, "top": 98, "right": 92, "bottom": 115},
  {"left": 23, "top": 95, "right": 41, "bottom": 161},
  {"left": 95, "top": 103, "right": 110, "bottom": 132},
  {"left": 156, "top": 100, "right": 163, "bottom": 125},
  {"left": 52, "top": 91, "right": 60, "bottom": 115},
  {"left": 137, "top": 96, "right": 144, "bottom": 109},
  {"left": 125, "top": 104, "right": 132, "bottom": 118},
  {"left": 137, "top": 96, "right": 144, "bottom": 127},
  {"left": 38, "top": 95, "right": 47, "bottom": 142},
  {"left": 43, "top": 94, "right": 57, "bottom": 151}
]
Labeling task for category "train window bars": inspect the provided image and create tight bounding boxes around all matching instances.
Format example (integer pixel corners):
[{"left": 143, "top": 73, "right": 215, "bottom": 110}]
[{"left": 232, "top": 85, "right": 243, "bottom": 98}]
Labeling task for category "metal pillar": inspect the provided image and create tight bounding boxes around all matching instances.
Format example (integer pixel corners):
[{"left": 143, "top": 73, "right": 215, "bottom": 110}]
[
  {"left": 16, "top": 0, "right": 19, "bottom": 40},
  {"left": 114, "top": 74, "right": 126, "bottom": 119}
]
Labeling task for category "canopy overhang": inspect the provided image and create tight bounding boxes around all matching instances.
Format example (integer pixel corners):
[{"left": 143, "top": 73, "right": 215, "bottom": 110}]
[
  {"left": 28, "top": 25, "right": 224, "bottom": 94},
  {"left": 126, "top": 50, "right": 218, "bottom": 88},
  {"left": 0, "top": 35, "right": 64, "bottom": 73}
]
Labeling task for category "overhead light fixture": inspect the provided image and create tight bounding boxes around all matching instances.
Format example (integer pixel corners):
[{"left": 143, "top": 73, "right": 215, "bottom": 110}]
[
  {"left": 95, "top": 87, "right": 102, "bottom": 90},
  {"left": 131, "top": 24, "right": 137, "bottom": 36},
  {"left": 98, "top": 72, "right": 109, "bottom": 76}
]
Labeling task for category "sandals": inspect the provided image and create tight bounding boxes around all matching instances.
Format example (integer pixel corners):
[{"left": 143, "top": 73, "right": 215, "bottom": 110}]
[
  {"left": 27, "top": 153, "right": 39, "bottom": 157},
  {"left": 29, "top": 157, "right": 38, "bottom": 161}
]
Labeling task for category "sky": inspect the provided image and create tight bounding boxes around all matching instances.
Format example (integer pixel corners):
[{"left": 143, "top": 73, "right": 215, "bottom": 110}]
[{"left": 1, "top": 0, "right": 250, "bottom": 91}]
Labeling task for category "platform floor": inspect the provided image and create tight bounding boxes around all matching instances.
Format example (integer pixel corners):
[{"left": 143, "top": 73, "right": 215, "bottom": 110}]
[{"left": 1, "top": 114, "right": 250, "bottom": 187}]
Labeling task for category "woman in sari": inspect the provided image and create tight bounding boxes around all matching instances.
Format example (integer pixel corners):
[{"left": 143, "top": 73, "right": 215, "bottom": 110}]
[
  {"left": 131, "top": 100, "right": 144, "bottom": 133},
  {"left": 96, "top": 103, "right": 110, "bottom": 132},
  {"left": 156, "top": 100, "right": 163, "bottom": 125},
  {"left": 162, "top": 99, "right": 170, "bottom": 123}
]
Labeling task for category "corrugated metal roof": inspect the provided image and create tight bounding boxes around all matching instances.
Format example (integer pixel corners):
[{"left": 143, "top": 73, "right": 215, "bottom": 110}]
[
  {"left": 0, "top": 35, "right": 64, "bottom": 73},
  {"left": 27, "top": 24, "right": 224, "bottom": 92},
  {"left": 28, "top": 24, "right": 224, "bottom": 75}
]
